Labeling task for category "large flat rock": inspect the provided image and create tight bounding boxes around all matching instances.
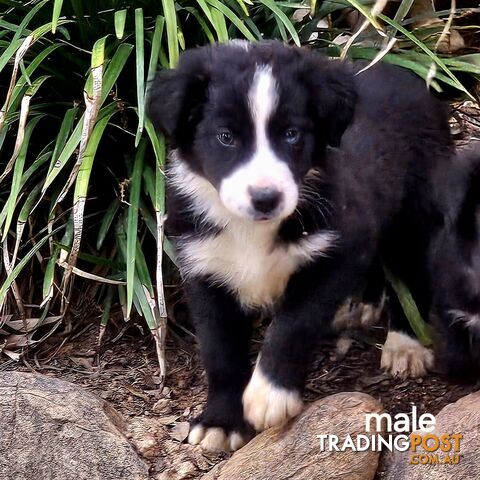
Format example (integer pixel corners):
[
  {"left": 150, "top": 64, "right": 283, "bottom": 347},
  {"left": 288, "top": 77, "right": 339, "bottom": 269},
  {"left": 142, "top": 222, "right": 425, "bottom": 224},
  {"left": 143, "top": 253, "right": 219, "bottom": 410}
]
[
  {"left": 203, "top": 392, "right": 384, "bottom": 480},
  {"left": 0, "top": 371, "right": 149, "bottom": 480}
]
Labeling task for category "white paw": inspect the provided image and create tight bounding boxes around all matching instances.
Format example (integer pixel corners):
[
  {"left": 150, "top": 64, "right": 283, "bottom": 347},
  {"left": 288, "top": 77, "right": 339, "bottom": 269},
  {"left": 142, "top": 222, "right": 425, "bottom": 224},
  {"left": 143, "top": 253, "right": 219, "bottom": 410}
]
[
  {"left": 187, "top": 424, "right": 247, "bottom": 452},
  {"left": 381, "top": 331, "right": 434, "bottom": 379},
  {"left": 242, "top": 364, "right": 303, "bottom": 431}
]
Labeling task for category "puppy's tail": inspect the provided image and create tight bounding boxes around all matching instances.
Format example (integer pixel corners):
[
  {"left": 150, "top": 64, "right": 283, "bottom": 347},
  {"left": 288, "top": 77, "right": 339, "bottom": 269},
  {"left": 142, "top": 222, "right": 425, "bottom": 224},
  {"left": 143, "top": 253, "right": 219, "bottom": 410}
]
[{"left": 457, "top": 146, "right": 480, "bottom": 241}]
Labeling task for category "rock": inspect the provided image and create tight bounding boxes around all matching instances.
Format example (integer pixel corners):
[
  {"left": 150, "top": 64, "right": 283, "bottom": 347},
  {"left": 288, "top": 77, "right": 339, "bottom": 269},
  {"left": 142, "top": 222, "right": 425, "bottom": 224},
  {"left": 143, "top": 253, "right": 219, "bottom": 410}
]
[
  {"left": 203, "top": 392, "right": 383, "bottom": 480},
  {"left": 169, "top": 422, "right": 190, "bottom": 443},
  {"left": 128, "top": 414, "right": 193, "bottom": 463},
  {"left": 129, "top": 416, "right": 167, "bottom": 459},
  {"left": 383, "top": 391, "right": 480, "bottom": 480},
  {"left": 129, "top": 417, "right": 210, "bottom": 480},
  {"left": 152, "top": 398, "right": 171, "bottom": 414},
  {"left": 0, "top": 372, "right": 149, "bottom": 480},
  {"left": 156, "top": 460, "right": 199, "bottom": 480}
]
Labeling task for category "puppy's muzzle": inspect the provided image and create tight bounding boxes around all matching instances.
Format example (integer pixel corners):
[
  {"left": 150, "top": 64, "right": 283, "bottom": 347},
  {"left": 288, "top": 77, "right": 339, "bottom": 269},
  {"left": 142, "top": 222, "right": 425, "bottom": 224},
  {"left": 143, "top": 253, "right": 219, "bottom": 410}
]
[{"left": 248, "top": 186, "right": 284, "bottom": 219}]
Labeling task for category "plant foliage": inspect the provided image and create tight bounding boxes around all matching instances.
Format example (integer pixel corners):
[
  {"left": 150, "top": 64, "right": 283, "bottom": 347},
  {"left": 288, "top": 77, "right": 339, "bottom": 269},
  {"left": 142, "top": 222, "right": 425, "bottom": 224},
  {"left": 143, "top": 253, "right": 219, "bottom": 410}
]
[{"left": 0, "top": 0, "right": 477, "bottom": 364}]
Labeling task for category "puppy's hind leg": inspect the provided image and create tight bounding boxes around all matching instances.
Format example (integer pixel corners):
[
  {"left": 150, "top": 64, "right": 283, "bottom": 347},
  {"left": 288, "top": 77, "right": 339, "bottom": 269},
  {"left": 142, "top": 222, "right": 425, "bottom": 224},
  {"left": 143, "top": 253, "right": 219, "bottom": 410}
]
[
  {"left": 332, "top": 260, "right": 386, "bottom": 361},
  {"left": 380, "top": 289, "right": 434, "bottom": 379},
  {"left": 432, "top": 308, "right": 480, "bottom": 382}
]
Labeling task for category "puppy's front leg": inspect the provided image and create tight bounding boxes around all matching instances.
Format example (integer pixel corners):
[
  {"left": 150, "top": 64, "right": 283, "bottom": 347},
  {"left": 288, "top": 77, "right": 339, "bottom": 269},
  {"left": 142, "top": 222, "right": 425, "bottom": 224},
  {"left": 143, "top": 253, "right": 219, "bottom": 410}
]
[
  {"left": 243, "top": 254, "right": 370, "bottom": 431},
  {"left": 242, "top": 300, "right": 323, "bottom": 432},
  {"left": 186, "top": 279, "right": 254, "bottom": 451}
]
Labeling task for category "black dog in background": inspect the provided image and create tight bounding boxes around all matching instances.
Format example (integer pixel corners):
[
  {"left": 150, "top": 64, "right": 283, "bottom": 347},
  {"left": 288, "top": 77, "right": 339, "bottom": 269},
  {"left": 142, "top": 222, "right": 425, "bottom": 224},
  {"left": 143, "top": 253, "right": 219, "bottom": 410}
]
[
  {"left": 148, "top": 41, "right": 453, "bottom": 452},
  {"left": 429, "top": 145, "right": 480, "bottom": 379}
]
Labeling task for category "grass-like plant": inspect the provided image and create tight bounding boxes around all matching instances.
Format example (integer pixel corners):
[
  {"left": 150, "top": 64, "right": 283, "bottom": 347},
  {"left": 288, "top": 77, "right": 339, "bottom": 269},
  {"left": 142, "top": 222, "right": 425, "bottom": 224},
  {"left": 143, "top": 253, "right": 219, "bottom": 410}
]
[
  {"left": 0, "top": 0, "right": 304, "bottom": 376},
  {"left": 0, "top": 0, "right": 477, "bottom": 373}
]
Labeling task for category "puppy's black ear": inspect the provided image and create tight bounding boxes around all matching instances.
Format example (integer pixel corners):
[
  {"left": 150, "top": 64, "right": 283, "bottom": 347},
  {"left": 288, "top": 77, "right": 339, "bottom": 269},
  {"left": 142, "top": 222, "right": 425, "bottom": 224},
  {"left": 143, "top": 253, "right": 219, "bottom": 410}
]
[
  {"left": 147, "top": 47, "right": 211, "bottom": 147},
  {"left": 301, "top": 53, "right": 357, "bottom": 147}
]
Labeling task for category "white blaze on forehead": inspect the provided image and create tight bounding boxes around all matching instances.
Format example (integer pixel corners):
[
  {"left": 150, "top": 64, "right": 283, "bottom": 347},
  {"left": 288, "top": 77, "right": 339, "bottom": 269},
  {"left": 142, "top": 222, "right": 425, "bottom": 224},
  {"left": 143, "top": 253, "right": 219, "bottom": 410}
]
[
  {"left": 249, "top": 65, "right": 279, "bottom": 133},
  {"left": 219, "top": 65, "right": 298, "bottom": 220}
]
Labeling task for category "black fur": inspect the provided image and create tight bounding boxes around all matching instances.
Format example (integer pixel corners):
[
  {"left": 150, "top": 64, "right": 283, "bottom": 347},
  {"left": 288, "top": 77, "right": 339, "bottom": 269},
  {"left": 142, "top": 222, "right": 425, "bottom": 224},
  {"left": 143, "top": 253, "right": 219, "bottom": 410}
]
[
  {"left": 148, "top": 41, "right": 453, "bottom": 441},
  {"left": 148, "top": 41, "right": 356, "bottom": 187},
  {"left": 429, "top": 145, "right": 480, "bottom": 379}
]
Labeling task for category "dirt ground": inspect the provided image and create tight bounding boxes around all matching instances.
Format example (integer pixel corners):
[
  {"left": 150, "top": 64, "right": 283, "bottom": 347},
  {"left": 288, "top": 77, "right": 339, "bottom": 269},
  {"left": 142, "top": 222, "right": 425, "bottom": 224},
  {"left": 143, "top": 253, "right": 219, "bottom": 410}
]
[{"left": 1, "top": 311, "right": 478, "bottom": 479}]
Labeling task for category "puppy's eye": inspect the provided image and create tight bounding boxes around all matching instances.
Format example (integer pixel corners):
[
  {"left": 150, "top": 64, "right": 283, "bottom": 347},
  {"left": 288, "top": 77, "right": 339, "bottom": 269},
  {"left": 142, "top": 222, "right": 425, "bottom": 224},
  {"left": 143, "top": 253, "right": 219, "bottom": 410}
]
[
  {"left": 217, "top": 130, "right": 235, "bottom": 146},
  {"left": 284, "top": 128, "right": 301, "bottom": 145}
]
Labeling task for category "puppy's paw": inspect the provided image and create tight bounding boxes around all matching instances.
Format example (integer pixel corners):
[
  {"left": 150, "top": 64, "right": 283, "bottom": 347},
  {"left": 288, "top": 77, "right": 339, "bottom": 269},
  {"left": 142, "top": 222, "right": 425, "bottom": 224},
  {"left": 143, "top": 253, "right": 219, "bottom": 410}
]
[
  {"left": 188, "top": 424, "right": 248, "bottom": 452},
  {"left": 242, "top": 364, "right": 303, "bottom": 431},
  {"left": 381, "top": 331, "right": 434, "bottom": 379},
  {"left": 333, "top": 298, "right": 384, "bottom": 331},
  {"left": 359, "top": 302, "right": 384, "bottom": 327}
]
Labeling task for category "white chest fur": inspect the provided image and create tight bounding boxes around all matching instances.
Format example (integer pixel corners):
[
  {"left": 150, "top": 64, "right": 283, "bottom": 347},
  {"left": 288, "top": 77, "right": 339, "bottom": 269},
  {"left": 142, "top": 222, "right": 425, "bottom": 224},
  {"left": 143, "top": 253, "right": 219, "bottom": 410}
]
[
  {"left": 178, "top": 222, "right": 335, "bottom": 308},
  {"left": 170, "top": 157, "right": 336, "bottom": 308}
]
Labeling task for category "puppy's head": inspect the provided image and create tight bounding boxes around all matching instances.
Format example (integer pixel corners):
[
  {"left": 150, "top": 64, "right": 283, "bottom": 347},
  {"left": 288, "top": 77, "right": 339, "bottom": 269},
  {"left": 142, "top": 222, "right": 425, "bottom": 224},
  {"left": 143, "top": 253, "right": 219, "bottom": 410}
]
[{"left": 148, "top": 41, "right": 356, "bottom": 222}]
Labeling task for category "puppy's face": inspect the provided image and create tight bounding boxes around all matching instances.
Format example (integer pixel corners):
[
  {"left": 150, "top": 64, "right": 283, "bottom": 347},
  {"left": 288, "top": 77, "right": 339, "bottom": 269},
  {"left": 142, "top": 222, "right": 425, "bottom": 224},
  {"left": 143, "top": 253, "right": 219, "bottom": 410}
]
[{"left": 148, "top": 41, "right": 356, "bottom": 222}]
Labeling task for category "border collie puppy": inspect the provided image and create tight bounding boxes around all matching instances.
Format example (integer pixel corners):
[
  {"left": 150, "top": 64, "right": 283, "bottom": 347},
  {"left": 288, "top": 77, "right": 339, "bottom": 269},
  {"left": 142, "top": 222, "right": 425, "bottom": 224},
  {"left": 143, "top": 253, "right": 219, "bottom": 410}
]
[
  {"left": 148, "top": 41, "right": 452, "bottom": 451},
  {"left": 429, "top": 145, "right": 480, "bottom": 379}
]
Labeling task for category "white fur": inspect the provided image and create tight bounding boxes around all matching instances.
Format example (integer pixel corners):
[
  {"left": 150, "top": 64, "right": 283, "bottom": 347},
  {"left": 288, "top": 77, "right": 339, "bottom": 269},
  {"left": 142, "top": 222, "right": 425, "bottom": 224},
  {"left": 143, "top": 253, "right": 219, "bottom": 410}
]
[
  {"left": 188, "top": 425, "right": 247, "bottom": 452},
  {"left": 332, "top": 334, "right": 354, "bottom": 360},
  {"left": 229, "top": 39, "right": 250, "bottom": 51},
  {"left": 243, "top": 362, "right": 303, "bottom": 431},
  {"left": 381, "top": 330, "right": 434, "bottom": 379},
  {"left": 449, "top": 309, "right": 480, "bottom": 331},
  {"left": 179, "top": 220, "right": 335, "bottom": 308},
  {"left": 170, "top": 159, "right": 336, "bottom": 309},
  {"left": 219, "top": 65, "right": 298, "bottom": 220},
  {"left": 333, "top": 296, "right": 385, "bottom": 330},
  {"left": 169, "top": 157, "right": 233, "bottom": 228}
]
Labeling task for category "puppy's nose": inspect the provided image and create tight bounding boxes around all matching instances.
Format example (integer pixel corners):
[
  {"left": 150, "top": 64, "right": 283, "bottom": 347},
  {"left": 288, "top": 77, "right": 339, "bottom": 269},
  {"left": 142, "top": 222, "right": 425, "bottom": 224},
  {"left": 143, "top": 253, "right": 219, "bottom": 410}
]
[{"left": 248, "top": 186, "right": 283, "bottom": 215}]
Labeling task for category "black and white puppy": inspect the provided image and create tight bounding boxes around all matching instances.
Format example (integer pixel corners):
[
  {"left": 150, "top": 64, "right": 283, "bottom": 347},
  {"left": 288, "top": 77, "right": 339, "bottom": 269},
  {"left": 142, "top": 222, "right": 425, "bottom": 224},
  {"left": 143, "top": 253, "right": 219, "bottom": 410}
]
[
  {"left": 148, "top": 40, "right": 452, "bottom": 451},
  {"left": 429, "top": 145, "right": 480, "bottom": 380}
]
